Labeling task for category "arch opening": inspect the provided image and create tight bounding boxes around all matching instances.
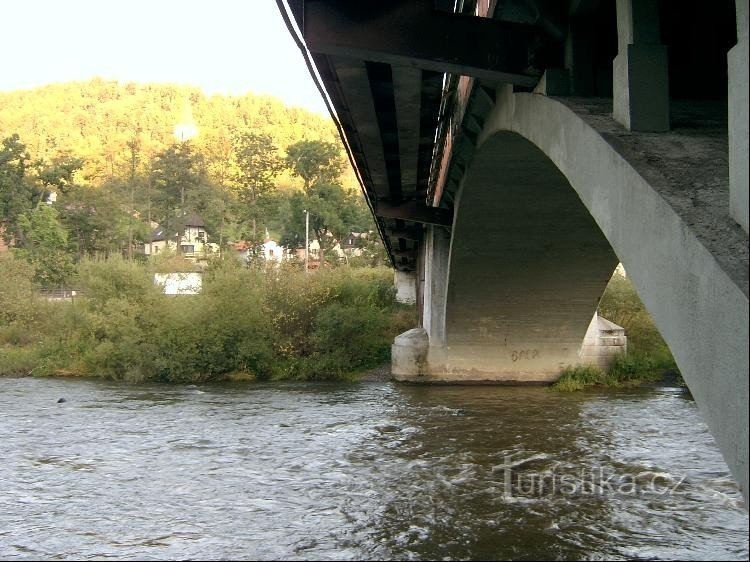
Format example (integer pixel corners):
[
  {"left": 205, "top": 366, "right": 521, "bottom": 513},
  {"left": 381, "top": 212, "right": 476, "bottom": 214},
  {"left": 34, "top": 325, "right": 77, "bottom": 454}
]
[{"left": 443, "top": 131, "right": 620, "bottom": 381}]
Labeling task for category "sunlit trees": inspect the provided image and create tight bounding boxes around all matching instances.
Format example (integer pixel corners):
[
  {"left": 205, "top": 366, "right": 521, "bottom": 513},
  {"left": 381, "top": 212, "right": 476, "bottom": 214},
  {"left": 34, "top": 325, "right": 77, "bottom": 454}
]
[
  {"left": 232, "top": 131, "right": 284, "bottom": 237},
  {"left": 15, "top": 205, "right": 74, "bottom": 287},
  {"left": 149, "top": 142, "right": 206, "bottom": 228},
  {"left": 0, "top": 79, "right": 384, "bottom": 274},
  {"left": 280, "top": 139, "right": 374, "bottom": 263},
  {"left": 0, "top": 134, "right": 34, "bottom": 244},
  {"left": 285, "top": 140, "right": 346, "bottom": 191}
]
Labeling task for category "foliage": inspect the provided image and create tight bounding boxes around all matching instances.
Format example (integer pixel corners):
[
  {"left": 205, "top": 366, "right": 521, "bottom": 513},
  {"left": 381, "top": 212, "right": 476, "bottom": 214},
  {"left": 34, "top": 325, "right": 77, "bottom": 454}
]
[
  {"left": 0, "top": 259, "right": 410, "bottom": 383},
  {"left": 0, "top": 253, "right": 46, "bottom": 344},
  {"left": 598, "top": 272, "right": 677, "bottom": 371},
  {"left": 0, "top": 80, "right": 402, "bottom": 383},
  {"left": 0, "top": 79, "right": 342, "bottom": 189},
  {"left": 551, "top": 365, "right": 605, "bottom": 392},
  {"left": 1, "top": 80, "right": 376, "bottom": 267},
  {"left": 33, "top": 154, "right": 85, "bottom": 205},
  {"left": 15, "top": 205, "right": 74, "bottom": 287},
  {"left": 552, "top": 270, "right": 678, "bottom": 391},
  {"left": 0, "top": 134, "right": 34, "bottom": 241},
  {"left": 149, "top": 141, "right": 206, "bottom": 224},
  {"left": 286, "top": 140, "right": 346, "bottom": 191},
  {"left": 58, "top": 184, "right": 141, "bottom": 258}
]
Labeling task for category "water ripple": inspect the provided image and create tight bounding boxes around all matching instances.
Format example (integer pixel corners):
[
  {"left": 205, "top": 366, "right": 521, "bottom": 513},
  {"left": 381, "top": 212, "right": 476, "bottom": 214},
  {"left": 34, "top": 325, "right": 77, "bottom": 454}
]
[{"left": 0, "top": 378, "right": 746, "bottom": 560}]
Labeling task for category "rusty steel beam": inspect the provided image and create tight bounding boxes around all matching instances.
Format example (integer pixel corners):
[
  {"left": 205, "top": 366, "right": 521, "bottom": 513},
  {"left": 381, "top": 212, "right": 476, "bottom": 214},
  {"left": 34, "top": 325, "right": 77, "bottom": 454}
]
[
  {"left": 304, "top": 0, "right": 540, "bottom": 87},
  {"left": 330, "top": 56, "right": 392, "bottom": 199},
  {"left": 375, "top": 200, "right": 453, "bottom": 227}
]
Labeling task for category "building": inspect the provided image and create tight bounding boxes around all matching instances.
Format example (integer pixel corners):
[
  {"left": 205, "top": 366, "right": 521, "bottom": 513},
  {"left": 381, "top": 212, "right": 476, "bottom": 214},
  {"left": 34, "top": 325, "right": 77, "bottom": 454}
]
[{"left": 144, "top": 214, "right": 217, "bottom": 262}]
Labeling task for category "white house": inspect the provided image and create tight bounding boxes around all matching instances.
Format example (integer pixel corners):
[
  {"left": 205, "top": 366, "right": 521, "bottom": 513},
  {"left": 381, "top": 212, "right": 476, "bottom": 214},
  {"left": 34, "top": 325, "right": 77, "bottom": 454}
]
[
  {"left": 144, "top": 214, "right": 217, "bottom": 260},
  {"left": 154, "top": 272, "right": 203, "bottom": 295},
  {"left": 261, "top": 232, "right": 285, "bottom": 263}
]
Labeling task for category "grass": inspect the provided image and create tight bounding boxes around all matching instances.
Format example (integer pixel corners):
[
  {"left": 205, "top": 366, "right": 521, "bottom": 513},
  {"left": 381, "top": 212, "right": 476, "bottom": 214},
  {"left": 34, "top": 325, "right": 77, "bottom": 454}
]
[{"left": 552, "top": 270, "right": 679, "bottom": 392}]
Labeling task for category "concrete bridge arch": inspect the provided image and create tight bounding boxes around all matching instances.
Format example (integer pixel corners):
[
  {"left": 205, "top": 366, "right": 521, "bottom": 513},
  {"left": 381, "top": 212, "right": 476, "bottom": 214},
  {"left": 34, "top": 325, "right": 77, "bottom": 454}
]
[
  {"left": 404, "top": 87, "right": 748, "bottom": 498},
  {"left": 281, "top": 0, "right": 748, "bottom": 502}
]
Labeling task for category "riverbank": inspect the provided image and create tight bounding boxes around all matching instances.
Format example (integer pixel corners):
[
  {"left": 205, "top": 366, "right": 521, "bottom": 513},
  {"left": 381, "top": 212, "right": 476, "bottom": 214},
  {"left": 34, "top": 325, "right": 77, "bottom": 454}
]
[
  {"left": 0, "top": 254, "right": 416, "bottom": 383},
  {"left": 552, "top": 272, "right": 679, "bottom": 392},
  {"left": 1, "top": 255, "right": 676, "bottom": 388}
]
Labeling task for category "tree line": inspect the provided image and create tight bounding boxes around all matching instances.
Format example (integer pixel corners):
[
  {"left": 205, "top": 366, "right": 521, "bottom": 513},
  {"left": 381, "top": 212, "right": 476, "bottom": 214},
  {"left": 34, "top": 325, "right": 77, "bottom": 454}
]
[{"left": 0, "top": 79, "right": 385, "bottom": 286}]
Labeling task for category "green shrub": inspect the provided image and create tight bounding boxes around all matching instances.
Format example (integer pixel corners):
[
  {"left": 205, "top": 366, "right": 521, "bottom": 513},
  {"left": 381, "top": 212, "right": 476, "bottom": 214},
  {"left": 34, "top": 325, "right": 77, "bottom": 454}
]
[
  {"left": 3, "top": 256, "right": 412, "bottom": 383},
  {"left": 552, "top": 365, "right": 605, "bottom": 392},
  {"left": 0, "top": 346, "right": 39, "bottom": 376},
  {"left": 598, "top": 273, "right": 677, "bottom": 371}
]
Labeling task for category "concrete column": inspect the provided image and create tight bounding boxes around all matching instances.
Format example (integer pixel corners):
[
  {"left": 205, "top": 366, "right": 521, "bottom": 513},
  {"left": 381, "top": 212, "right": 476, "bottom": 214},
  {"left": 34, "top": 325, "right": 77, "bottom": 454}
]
[
  {"left": 729, "top": 0, "right": 749, "bottom": 233},
  {"left": 394, "top": 270, "right": 417, "bottom": 304},
  {"left": 392, "top": 225, "right": 451, "bottom": 381},
  {"left": 421, "top": 225, "right": 451, "bottom": 348},
  {"left": 613, "top": 0, "right": 669, "bottom": 131}
]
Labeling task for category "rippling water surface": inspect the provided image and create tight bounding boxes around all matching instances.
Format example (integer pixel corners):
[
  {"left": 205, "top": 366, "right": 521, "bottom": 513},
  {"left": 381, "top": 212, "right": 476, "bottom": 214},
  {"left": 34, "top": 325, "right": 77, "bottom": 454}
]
[{"left": 0, "top": 377, "right": 747, "bottom": 560}]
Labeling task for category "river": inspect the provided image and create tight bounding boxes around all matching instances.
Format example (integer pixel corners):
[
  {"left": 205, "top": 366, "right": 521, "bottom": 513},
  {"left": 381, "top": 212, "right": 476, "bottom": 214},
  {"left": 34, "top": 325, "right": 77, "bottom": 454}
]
[{"left": 0, "top": 377, "right": 747, "bottom": 560}]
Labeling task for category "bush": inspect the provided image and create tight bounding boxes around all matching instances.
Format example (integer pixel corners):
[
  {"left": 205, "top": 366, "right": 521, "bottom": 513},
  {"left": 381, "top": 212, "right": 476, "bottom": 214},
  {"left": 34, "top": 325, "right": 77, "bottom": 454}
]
[
  {"left": 552, "top": 365, "right": 605, "bottom": 392},
  {"left": 598, "top": 273, "right": 677, "bottom": 371},
  {"left": 0, "top": 253, "right": 64, "bottom": 348},
  {"left": 2, "top": 257, "right": 411, "bottom": 382}
]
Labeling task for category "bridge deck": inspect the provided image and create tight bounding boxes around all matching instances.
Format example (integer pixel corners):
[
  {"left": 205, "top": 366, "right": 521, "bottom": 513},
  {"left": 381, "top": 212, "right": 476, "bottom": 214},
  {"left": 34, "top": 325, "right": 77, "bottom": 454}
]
[{"left": 559, "top": 98, "right": 748, "bottom": 296}]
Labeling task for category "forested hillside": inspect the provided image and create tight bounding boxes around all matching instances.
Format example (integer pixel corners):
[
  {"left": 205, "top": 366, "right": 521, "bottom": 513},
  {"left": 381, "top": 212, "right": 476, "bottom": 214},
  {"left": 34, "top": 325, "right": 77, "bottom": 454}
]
[
  {"left": 0, "top": 79, "right": 382, "bottom": 286},
  {"left": 0, "top": 78, "right": 342, "bottom": 187}
]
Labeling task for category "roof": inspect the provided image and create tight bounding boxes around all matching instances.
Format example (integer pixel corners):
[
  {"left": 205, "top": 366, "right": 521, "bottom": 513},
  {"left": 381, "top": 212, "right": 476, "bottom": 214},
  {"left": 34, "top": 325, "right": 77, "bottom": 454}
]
[
  {"left": 182, "top": 214, "right": 205, "bottom": 227},
  {"left": 151, "top": 227, "right": 172, "bottom": 242}
]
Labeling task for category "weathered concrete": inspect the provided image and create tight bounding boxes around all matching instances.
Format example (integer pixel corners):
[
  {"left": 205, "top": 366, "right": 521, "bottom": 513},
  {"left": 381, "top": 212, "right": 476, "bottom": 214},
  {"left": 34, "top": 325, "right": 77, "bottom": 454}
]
[
  {"left": 612, "top": 0, "right": 669, "bottom": 132},
  {"left": 729, "top": 0, "right": 749, "bottom": 233},
  {"left": 579, "top": 312, "right": 628, "bottom": 370},
  {"left": 391, "top": 328, "right": 428, "bottom": 378},
  {"left": 441, "top": 131, "right": 618, "bottom": 382},
  {"left": 463, "top": 85, "right": 747, "bottom": 500},
  {"left": 420, "top": 225, "right": 450, "bottom": 348},
  {"left": 394, "top": 271, "right": 417, "bottom": 304}
]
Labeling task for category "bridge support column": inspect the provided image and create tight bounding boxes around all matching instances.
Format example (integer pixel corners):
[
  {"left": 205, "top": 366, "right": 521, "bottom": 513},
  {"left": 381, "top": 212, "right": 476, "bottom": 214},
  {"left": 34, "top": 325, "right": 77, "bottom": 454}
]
[
  {"left": 422, "top": 225, "right": 451, "bottom": 374},
  {"left": 392, "top": 225, "right": 451, "bottom": 380},
  {"left": 394, "top": 271, "right": 417, "bottom": 304},
  {"left": 613, "top": 0, "right": 669, "bottom": 132},
  {"left": 729, "top": 0, "right": 749, "bottom": 233}
]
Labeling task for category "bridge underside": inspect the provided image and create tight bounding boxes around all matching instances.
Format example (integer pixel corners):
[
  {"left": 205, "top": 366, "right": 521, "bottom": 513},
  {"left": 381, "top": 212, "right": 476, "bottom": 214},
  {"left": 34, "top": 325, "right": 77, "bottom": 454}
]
[
  {"left": 413, "top": 132, "right": 619, "bottom": 382},
  {"left": 281, "top": 0, "right": 748, "bottom": 500}
]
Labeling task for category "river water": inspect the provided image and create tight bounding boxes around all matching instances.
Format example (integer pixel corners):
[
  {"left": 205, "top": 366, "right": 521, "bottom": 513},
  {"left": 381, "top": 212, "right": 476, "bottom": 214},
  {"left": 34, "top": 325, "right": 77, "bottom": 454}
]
[{"left": 0, "top": 377, "right": 747, "bottom": 560}]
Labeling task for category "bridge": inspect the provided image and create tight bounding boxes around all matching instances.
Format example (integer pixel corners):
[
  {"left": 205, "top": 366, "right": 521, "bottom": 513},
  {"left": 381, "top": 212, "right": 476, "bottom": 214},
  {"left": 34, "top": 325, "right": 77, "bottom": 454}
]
[{"left": 278, "top": 1, "right": 748, "bottom": 501}]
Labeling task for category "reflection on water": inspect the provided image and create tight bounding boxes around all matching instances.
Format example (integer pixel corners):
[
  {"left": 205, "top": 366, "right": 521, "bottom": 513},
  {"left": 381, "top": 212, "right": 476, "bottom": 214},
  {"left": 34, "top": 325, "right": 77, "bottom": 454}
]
[{"left": 0, "top": 378, "right": 746, "bottom": 560}]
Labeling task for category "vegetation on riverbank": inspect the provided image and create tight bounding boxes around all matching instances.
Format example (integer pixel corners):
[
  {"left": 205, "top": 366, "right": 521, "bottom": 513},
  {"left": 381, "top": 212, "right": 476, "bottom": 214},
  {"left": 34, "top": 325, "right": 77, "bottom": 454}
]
[
  {"left": 552, "top": 272, "right": 679, "bottom": 392},
  {"left": 0, "top": 253, "right": 415, "bottom": 382}
]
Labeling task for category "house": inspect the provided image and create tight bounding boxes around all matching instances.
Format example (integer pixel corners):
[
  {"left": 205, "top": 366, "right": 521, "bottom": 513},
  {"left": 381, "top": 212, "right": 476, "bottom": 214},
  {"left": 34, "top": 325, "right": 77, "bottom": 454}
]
[
  {"left": 261, "top": 231, "right": 286, "bottom": 263},
  {"left": 231, "top": 232, "right": 290, "bottom": 266},
  {"left": 154, "top": 272, "right": 203, "bottom": 295},
  {"left": 144, "top": 214, "right": 217, "bottom": 262}
]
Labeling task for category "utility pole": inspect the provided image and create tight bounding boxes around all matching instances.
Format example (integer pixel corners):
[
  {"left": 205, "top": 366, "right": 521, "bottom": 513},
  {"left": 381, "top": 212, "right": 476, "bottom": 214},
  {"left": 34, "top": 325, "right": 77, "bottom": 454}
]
[{"left": 304, "top": 209, "right": 309, "bottom": 273}]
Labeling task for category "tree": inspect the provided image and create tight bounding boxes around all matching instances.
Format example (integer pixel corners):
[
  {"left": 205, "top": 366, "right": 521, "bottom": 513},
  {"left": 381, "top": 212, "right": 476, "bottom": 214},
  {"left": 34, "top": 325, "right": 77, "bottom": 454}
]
[
  {"left": 33, "top": 154, "right": 85, "bottom": 209},
  {"left": 0, "top": 134, "right": 35, "bottom": 244},
  {"left": 149, "top": 142, "right": 205, "bottom": 224},
  {"left": 57, "top": 184, "right": 141, "bottom": 258},
  {"left": 285, "top": 140, "right": 346, "bottom": 191},
  {"left": 15, "top": 205, "right": 74, "bottom": 287},
  {"left": 232, "top": 131, "right": 284, "bottom": 236},
  {"left": 278, "top": 183, "right": 374, "bottom": 260}
]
